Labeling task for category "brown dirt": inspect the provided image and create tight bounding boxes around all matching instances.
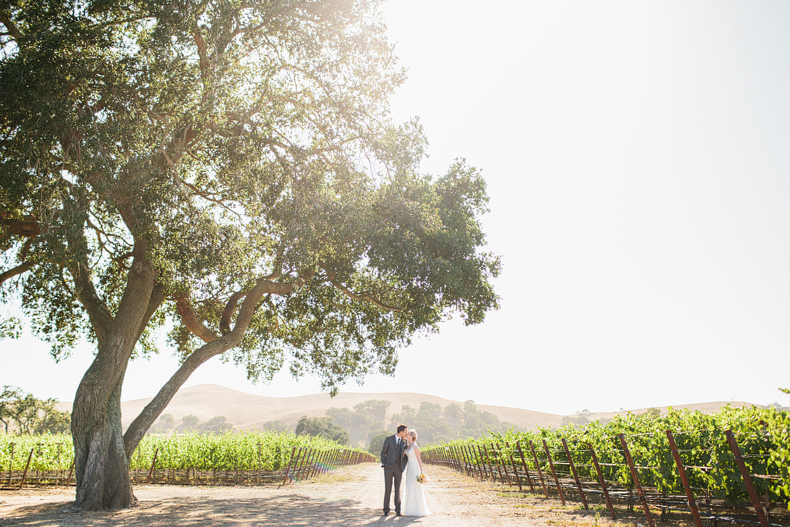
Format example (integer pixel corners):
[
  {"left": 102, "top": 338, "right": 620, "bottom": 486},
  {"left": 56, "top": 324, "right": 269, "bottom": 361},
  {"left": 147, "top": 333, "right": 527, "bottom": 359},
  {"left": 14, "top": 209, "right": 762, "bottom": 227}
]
[{"left": 0, "top": 462, "right": 697, "bottom": 527}]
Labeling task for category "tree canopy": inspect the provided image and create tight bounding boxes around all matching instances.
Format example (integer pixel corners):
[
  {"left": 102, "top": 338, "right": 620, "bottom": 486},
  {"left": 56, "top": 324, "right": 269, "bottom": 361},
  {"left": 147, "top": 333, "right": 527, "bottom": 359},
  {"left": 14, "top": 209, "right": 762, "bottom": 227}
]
[
  {"left": 0, "top": 386, "right": 71, "bottom": 434},
  {"left": 0, "top": 0, "right": 500, "bottom": 510},
  {"left": 327, "top": 399, "right": 391, "bottom": 445},
  {"left": 295, "top": 415, "right": 349, "bottom": 445}
]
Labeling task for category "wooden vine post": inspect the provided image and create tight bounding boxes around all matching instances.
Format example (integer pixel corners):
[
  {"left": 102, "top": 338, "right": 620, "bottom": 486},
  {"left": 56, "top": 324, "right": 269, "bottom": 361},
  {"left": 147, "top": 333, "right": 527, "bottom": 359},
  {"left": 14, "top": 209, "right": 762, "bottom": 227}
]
[
  {"left": 542, "top": 440, "right": 565, "bottom": 505},
  {"left": 724, "top": 430, "right": 769, "bottom": 527},
  {"left": 529, "top": 440, "right": 549, "bottom": 498},
  {"left": 146, "top": 448, "right": 159, "bottom": 484},
  {"left": 515, "top": 442, "right": 536, "bottom": 493},
  {"left": 618, "top": 434, "right": 655, "bottom": 527},
  {"left": 282, "top": 446, "right": 297, "bottom": 486},
  {"left": 665, "top": 430, "right": 703, "bottom": 527},
  {"left": 587, "top": 443, "right": 616, "bottom": 519},
  {"left": 561, "top": 438, "right": 588, "bottom": 509}
]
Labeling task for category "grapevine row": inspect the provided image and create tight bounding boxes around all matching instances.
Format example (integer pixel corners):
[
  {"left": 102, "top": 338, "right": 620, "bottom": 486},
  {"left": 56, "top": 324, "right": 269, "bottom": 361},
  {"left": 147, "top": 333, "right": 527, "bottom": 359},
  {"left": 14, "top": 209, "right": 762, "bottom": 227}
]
[
  {"left": 423, "top": 405, "right": 790, "bottom": 527},
  {"left": 0, "top": 431, "right": 374, "bottom": 487}
]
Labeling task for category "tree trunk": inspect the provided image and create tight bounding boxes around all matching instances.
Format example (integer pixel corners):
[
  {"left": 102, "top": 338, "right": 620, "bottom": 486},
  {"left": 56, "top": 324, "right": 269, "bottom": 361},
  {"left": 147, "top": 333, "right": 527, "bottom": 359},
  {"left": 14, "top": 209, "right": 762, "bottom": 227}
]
[
  {"left": 64, "top": 223, "right": 164, "bottom": 510},
  {"left": 72, "top": 368, "right": 136, "bottom": 510},
  {"left": 68, "top": 263, "right": 276, "bottom": 509},
  {"left": 70, "top": 253, "right": 157, "bottom": 510}
]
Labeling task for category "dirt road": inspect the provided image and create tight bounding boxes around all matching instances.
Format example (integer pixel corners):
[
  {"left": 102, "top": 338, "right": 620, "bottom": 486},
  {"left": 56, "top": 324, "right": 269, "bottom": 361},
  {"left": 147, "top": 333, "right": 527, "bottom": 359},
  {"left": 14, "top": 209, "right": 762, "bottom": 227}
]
[{"left": 0, "top": 462, "right": 558, "bottom": 527}]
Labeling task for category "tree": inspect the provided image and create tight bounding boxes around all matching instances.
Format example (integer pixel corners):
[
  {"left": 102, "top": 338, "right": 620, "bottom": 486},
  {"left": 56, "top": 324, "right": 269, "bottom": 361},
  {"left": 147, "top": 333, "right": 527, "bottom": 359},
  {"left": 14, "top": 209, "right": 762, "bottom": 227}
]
[
  {"left": 367, "top": 429, "right": 390, "bottom": 455},
  {"left": 326, "top": 399, "right": 391, "bottom": 445},
  {"left": 0, "top": 386, "right": 71, "bottom": 434},
  {"left": 387, "top": 399, "right": 510, "bottom": 443},
  {"left": 261, "top": 420, "right": 289, "bottom": 433},
  {"left": 0, "top": 0, "right": 500, "bottom": 511},
  {"left": 0, "top": 386, "right": 24, "bottom": 433},
  {"left": 150, "top": 413, "right": 175, "bottom": 433},
  {"left": 199, "top": 415, "right": 231, "bottom": 433},
  {"left": 179, "top": 415, "right": 200, "bottom": 431},
  {"left": 561, "top": 409, "right": 592, "bottom": 426},
  {"left": 642, "top": 407, "right": 661, "bottom": 419},
  {"left": 295, "top": 416, "right": 349, "bottom": 445},
  {"left": 34, "top": 403, "right": 72, "bottom": 434}
]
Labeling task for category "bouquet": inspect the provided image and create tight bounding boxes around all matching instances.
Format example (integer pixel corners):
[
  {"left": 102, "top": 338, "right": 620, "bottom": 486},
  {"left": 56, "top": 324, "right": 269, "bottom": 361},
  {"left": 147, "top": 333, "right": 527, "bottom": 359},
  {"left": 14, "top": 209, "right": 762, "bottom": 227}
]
[{"left": 416, "top": 472, "right": 428, "bottom": 484}]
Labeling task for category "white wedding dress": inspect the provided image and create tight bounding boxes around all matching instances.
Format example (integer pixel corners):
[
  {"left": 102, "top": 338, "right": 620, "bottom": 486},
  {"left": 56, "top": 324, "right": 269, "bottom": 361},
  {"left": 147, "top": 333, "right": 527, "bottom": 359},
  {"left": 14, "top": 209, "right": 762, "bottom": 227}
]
[{"left": 402, "top": 445, "right": 431, "bottom": 517}]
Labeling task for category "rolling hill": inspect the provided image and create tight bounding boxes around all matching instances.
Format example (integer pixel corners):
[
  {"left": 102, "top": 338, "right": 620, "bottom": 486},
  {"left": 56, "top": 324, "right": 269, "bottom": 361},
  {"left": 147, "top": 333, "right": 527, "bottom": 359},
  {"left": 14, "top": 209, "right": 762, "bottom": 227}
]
[{"left": 56, "top": 384, "right": 760, "bottom": 433}]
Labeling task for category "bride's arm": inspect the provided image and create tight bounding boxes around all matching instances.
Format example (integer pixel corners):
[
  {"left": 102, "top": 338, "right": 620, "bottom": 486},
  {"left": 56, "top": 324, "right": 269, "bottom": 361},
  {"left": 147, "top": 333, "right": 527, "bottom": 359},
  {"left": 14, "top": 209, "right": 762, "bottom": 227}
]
[{"left": 414, "top": 445, "right": 424, "bottom": 473}]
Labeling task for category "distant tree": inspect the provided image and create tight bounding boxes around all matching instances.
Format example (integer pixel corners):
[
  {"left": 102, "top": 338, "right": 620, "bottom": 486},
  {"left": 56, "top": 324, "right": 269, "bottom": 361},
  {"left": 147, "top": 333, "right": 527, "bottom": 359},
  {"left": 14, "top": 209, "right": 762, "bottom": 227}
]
[
  {"left": 0, "top": 386, "right": 24, "bottom": 433},
  {"left": 642, "top": 407, "right": 661, "bottom": 419},
  {"left": 35, "top": 406, "right": 72, "bottom": 434},
  {"left": 368, "top": 429, "right": 391, "bottom": 456},
  {"left": 388, "top": 399, "right": 506, "bottom": 443},
  {"left": 150, "top": 414, "right": 176, "bottom": 433},
  {"left": 326, "top": 400, "right": 392, "bottom": 446},
  {"left": 179, "top": 415, "right": 200, "bottom": 431},
  {"left": 261, "top": 420, "right": 289, "bottom": 433},
  {"left": 0, "top": 386, "right": 71, "bottom": 434},
  {"left": 561, "top": 409, "right": 591, "bottom": 426},
  {"left": 455, "top": 400, "right": 500, "bottom": 438},
  {"left": 295, "top": 416, "right": 349, "bottom": 445},
  {"left": 325, "top": 407, "right": 368, "bottom": 445},
  {"left": 501, "top": 421, "right": 521, "bottom": 432},
  {"left": 0, "top": 0, "right": 499, "bottom": 510},
  {"left": 443, "top": 402, "right": 463, "bottom": 430},
  {"left": 355, "top": 400, "right": 392, "bottom": 425},
  {"left": 199, "top": 416, "right": 231, "bottom": 433}
]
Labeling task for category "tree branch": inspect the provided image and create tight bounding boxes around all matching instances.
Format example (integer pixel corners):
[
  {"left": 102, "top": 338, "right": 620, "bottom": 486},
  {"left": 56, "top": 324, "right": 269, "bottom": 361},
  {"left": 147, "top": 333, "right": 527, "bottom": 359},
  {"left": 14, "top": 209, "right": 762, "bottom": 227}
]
[
  {"left": 175, "top": 294, "right": 219, "bottom": 343},
  {"left": 0, "top": 3, "right": 23, "bottom": 41},
  {"left": 0, "top": 261, "right": 33, "bottom": 285},
  {"left": 318, "top": 262, "right": 404, "bottom": 312},
  {"left": 0, "top": 237, "right": 36, "bottom": 285},
  {"left": 70, "top": 260, "right": 115, "bottom": 346},
  {"left": 194, "top": 26, "right": 210, "bottom": 86},
  {"left": 219, "top": 291, "right": 245, "bottom": 335},
  {"left": 124, "top": 275, "right": 299, "bottom": 456},
  {"left": 64, "top": 214, "right": 115, "bottom": 347},
  {"left": 135, "top": 282, "right": 165, "bottom": 343},
  {"left": 0, "top": 212, "right": 40, "bottom": 237}
]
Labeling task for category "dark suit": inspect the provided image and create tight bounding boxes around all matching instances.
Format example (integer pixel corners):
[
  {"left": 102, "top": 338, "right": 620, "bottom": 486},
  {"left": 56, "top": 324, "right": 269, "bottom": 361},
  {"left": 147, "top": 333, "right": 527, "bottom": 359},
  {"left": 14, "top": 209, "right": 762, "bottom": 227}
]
[{"left": 381, "top": 434, "right": 408, "bottom": 514}]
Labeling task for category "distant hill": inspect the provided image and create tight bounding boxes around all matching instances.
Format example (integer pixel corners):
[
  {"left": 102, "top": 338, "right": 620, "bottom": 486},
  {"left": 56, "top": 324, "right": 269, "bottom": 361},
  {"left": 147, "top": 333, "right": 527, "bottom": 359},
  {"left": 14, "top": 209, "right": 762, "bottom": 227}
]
[{"left": 55, "top": 384, "right": 760, "bottom": 432}]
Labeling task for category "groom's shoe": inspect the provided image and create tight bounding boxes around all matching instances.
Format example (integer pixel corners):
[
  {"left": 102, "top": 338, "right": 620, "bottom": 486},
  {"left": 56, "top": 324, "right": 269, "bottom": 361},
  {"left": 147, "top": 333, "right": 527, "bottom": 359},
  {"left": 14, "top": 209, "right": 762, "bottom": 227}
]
[{"left": 382, "top": 511, "right": 389, "bottom": 516}]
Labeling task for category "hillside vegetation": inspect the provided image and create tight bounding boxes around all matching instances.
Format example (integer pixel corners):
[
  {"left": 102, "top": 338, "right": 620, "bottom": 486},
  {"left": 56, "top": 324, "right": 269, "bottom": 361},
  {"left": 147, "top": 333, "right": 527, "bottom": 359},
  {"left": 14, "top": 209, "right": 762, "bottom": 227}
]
[{"left": 54, "top": 384, "right": 756, "bottom": 432}]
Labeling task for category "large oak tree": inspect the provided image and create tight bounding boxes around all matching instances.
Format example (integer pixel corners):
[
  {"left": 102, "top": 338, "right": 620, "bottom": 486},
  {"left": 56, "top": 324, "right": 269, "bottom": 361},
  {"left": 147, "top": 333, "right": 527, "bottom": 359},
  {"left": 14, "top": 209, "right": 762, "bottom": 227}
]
[{"left": 0, "top": 0, "right": 500, "bottom": 510}]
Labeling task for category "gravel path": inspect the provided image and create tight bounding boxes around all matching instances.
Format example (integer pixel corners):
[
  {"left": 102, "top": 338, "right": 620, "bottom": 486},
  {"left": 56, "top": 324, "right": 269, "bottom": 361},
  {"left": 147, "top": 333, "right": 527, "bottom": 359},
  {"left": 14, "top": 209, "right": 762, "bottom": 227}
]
[{"left": 0, "top": 462, "right": 548, "bottom": 526}]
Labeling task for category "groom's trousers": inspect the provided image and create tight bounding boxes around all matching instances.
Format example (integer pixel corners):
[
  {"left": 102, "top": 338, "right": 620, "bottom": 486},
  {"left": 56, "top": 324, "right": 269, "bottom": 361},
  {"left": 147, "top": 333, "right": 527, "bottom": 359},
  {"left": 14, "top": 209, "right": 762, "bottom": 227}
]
[{"left": 383, "top": 464, "right": 403, "bottom": 514}]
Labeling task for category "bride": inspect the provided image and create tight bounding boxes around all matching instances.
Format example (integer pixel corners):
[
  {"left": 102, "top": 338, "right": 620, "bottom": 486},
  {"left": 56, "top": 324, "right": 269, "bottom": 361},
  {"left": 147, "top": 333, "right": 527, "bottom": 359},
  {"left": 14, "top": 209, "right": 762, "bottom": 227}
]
[{"left": 401, "top": 429, "right": 431, "bottom": 517}]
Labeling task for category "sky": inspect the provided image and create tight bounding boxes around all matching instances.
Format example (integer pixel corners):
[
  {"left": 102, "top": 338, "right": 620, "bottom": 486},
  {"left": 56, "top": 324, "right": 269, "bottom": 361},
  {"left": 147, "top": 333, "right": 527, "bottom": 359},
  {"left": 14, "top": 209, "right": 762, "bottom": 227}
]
[{"left": 2, "top": 1, "right": 790, "bottom": 416}]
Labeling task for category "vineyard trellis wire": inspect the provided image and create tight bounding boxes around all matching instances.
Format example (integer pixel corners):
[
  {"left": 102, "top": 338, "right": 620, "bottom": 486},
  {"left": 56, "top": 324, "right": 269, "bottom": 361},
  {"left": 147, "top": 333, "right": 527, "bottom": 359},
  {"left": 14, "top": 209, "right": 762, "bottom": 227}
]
[
  {"left": 0, "top": 431, "right": 374, "bottom": 488},
  {"left": 423, "top": 405, "right": 790, "bottom": 527}
]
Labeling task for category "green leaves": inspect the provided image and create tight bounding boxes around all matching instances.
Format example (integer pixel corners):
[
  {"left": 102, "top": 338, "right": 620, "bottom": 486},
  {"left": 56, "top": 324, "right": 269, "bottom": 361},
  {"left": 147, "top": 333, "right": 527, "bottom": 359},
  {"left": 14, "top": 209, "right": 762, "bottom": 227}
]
[
  {"left": 428, "top": 405, "right": 790, "bottom": 507},
  {"left": 0, "top": 430, "right": 352, "bottom": 473},
  {"left": 0, "top": 386, "right": 71, "bottom": 434},
  {"left": 1, "top": 0, "right": 499, "bottom": 396}
]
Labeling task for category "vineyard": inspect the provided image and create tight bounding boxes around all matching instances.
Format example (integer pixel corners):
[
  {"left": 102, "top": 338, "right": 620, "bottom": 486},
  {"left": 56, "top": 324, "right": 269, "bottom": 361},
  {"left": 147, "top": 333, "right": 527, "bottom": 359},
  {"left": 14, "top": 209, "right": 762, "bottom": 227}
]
[
  {"left": 0, "top": 432, "right": 374, "bottom": 488},
  {"left": 423, "top": 405, "right": 790, "bottom": 527}
]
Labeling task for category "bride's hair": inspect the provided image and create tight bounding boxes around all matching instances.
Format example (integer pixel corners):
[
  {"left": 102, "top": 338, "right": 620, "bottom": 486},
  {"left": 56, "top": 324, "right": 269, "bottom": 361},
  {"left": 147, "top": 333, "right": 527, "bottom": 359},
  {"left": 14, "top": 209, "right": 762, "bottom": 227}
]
[{"left": 408, "top": 429, "right": 417, "bottom": 441}]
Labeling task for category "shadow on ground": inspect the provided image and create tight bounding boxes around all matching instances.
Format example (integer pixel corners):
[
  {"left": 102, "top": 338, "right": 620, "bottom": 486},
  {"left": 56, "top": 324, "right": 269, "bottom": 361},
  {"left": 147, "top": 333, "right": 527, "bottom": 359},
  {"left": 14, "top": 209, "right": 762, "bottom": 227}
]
[{"left": 0, "top": 494, "right": 424, "bottom": 527}]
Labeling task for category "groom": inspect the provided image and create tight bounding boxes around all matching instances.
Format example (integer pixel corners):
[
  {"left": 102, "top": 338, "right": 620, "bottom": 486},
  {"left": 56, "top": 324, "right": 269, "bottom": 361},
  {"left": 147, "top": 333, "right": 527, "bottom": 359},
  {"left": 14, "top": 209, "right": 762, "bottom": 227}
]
[{"left": 381, "top": 424, "right": 409, "bottom": 516}]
